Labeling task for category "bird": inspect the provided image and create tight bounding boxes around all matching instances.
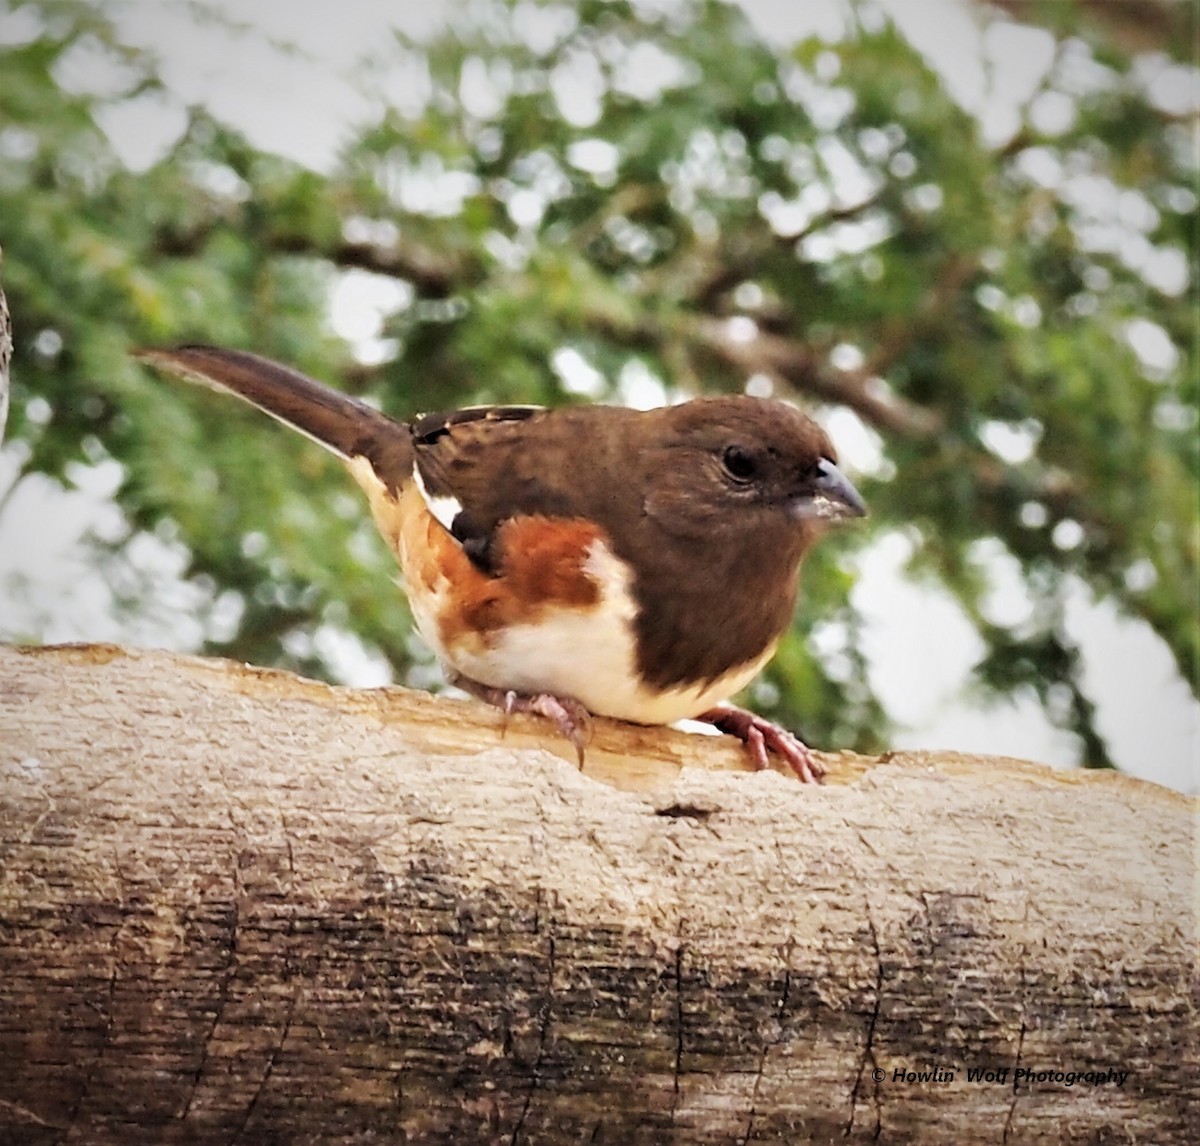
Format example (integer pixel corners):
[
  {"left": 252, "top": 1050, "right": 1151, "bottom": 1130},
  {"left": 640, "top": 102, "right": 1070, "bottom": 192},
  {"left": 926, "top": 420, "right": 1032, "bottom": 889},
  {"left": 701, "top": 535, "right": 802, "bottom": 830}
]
[{"left": 136, "top": 345, "right": 867, "bottom": 782}]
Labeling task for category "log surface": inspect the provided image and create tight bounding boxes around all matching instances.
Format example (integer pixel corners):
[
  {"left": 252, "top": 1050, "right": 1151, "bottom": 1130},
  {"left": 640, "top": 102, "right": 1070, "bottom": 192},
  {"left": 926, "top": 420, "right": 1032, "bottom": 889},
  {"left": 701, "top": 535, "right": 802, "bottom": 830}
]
[{"left": 0, "top": 643, "right": 1194, "bottom": 1144}]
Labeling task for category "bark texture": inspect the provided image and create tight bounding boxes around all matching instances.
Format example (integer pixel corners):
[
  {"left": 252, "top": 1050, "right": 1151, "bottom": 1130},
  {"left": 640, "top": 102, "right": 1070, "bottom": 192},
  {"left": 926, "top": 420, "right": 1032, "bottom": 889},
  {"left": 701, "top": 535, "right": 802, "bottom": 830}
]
[{"left": 0, "top": 643, "right": 1194, "bottom": 1145}]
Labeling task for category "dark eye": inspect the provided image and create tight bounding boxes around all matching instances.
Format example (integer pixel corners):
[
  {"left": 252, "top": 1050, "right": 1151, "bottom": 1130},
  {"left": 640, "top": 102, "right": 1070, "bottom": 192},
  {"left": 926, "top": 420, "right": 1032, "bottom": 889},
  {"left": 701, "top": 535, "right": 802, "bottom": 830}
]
[{"left": 722, "top": 445, "right": 758, "bottom": 481}]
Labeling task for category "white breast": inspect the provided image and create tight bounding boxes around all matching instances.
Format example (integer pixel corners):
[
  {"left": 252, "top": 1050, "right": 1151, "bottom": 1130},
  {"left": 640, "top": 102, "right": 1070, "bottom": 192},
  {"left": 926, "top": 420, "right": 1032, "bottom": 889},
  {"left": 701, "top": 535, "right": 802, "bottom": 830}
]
[{"left": 417, "top": 538, "right": 772, "bottom": 725}]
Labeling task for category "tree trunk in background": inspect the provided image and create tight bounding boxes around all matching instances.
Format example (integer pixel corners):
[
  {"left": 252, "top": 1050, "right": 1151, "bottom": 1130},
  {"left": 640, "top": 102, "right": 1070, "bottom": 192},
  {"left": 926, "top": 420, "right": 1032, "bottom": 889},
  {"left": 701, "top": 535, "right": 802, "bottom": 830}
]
[{"left": 0, "top": 644, "right": 1194, "bottom": 1144}]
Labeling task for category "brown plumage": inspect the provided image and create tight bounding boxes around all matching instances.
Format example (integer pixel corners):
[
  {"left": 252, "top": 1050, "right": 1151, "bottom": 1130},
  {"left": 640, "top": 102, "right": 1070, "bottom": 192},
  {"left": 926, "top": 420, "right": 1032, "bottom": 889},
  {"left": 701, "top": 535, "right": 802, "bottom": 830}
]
[{"left": 136, "top": 344, "right": 866, "bottom": 780}]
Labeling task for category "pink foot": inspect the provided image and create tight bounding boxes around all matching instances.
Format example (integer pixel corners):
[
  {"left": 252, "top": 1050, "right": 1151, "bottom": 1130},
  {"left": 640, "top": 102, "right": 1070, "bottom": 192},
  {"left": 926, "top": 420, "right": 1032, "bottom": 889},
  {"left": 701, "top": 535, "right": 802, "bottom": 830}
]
[
  {"left": 695, "top": 704, "right": 824, "bottom": 784},
  {"left": 450, "top": 673, "right": 591, "bottom": 766}
]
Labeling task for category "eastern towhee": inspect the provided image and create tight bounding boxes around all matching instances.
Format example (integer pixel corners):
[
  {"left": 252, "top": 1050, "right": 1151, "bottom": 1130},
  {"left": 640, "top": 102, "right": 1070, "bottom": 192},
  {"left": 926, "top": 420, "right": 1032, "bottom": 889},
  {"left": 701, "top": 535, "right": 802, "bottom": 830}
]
[{"left": 137, "top": 346, "right": 866, "bottom": 781}]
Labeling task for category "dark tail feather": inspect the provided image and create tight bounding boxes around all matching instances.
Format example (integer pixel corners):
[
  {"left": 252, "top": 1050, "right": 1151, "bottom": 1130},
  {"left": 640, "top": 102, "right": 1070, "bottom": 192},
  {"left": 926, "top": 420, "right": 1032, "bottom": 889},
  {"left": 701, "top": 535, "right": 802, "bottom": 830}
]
[{"left": 135, "top": 345, "right": 414, "bottom": 489}]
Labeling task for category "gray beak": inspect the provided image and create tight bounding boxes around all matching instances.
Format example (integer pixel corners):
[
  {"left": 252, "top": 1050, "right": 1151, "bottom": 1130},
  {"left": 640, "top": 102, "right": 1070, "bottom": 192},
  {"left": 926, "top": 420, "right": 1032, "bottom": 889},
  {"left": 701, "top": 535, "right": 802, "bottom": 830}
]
[{"left": 792, "top": 458, "right": 868, "bottom": 522}]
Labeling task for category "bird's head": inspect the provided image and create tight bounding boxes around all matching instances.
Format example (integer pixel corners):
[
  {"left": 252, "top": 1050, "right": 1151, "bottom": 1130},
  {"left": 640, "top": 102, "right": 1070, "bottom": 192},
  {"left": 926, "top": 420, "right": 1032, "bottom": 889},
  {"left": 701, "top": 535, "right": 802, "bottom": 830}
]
[{"left": 642, "top": 396, "right": 867, "bottom": 541}]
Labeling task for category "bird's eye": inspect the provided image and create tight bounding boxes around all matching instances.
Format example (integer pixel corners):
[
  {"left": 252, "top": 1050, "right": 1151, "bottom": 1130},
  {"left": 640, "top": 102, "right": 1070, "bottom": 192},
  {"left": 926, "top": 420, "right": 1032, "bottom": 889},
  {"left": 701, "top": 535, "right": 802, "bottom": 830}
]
[{"left": 722, "top": 445, "right": 758, "bottom": 481}]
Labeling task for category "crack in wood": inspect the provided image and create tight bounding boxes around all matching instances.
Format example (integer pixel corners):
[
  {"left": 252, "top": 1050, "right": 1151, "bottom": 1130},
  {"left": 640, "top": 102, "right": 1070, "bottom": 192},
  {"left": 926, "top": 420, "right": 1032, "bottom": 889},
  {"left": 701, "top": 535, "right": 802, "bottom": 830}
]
[
  {"left": 63, "top": 923, "right": 122, "bottom": 1136},
  {"left": 1003, "top": 895, "right": 1032, "bottom": 1145},
  {"left": 224, "top": 837, "right": 294, "bottom": 1145},
  {"left": 180, "top": 891, "right": 240, "bottom": 1121},
  {"left": 845, "top": 905, "right": 883, "bottom": 1140},
  {"left": 509, "top": 933, "right": 555, "bottom": 1146},
  {"left": 670, "top": 941, "right": 685, "bottom": 1124},
  {"left": 739, "top": 951, "right": 793, "bottom": 1146},
  {"left": 1002, "top": 1019, "right": 1027, "bottom": 1145},
  {"left": 227, "top": 990, "right": 297, "bottom": 1146},
  {"left": 0, "top": 1097, "right": 61, "bottom": 1131}
]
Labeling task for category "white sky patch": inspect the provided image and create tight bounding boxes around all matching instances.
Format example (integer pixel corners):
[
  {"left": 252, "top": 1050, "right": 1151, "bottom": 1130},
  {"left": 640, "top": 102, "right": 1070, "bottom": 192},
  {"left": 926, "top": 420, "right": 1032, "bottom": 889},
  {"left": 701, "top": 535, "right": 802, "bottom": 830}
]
[
  {"left": 511, "top": 1, "right": 579, "bottom": 57},
  {"left": 799, "top": 211, "right": 893, "bottom": 261},
  {"left": 1133, "top": 53, "right": 1200, "bottom": 117},
  {"left": 0, "top": 6, "right": 43, "bottom": 46},
  {"left": 552, "top": 347, "right": 607, "bottom": 397},
  {"left": 744, "top": 373, "right": 774, "bottom": 398},
  {"left": 51, "top": 31, "right": 143, "bottom": 98},
  {"left": 1051, "top": 519, "right": 1085, "bottom": 551},
  {"left": 853, "top": 531, "right": 989, "bottom": 726},
  {"left": 904, "top": 182, "right": 944, "bottom": 214},
  {"left": 758, "top": 188, "right": 818, "bottom": 238},
  {"left": 618, "top": 359, "right": 668, "bottom": 410},
  {"left": 551, "top": 49, "right": 605, "bottom": 127},
  {"left": 1022, "top": 501, "right": 1051, "bottom": 532},
  {"left": 896, "top": 688, "right": 1081, "bottom": 767},
  {"left": 331, "top": 269, "right": 413, "bottom": 342},
  {"left": 738, "top": 0, "right": 849, "bottom": 45},
  {"left": 0, "top": 461, "right": 212, "bottom": 649},
  {"left": 342, "top": 215, "right": 401, "bottom": 249},
  {"left": 822, "top": 406, "right": 888, "bottom": 479},
  {"left": 103, "top": 0, "right": 438, "bottom": 173},
  {"left": 459, "top": 55, "right": 509, "bottom": 119},
  {"left": 1016, "top": 146, "right": 1064, "bottom": 190},
  {"left": 816, "top": 135, "right": 882, "bottom": 207},
  {"left": 386, "top": 158, "right": 482, "bottom": 218},
  {"left": 1141, "top": 246, "right": 1189, "bottom": 298},
  {"left": 613, "top": 41, "right": 693, "bottom": 101},
  {"left": 1064, "top": 580, "right": 1199, "bottom": 794},
  {"left": 1009, "top": 295, "right": 1042, "bottom": 329},
  {"left": 1125, "top": 318, "right": 1180, "bottom": 380},
  {"left": 1028, "top": 89, "right": 1077, "bottom": 136},
  {"left": 184, "top": 159, "right": 249, "bottom": 201},
  {"left": 724, "top": 315, "right": 758, "bottom": 344},
  {"left": 93, "top": 90, "right": 190, "bottom": 172},
  {"left": 830, "top": 342, "right": 864, "bottom": 372},
  {"left": 310, "top": 623, "right": 394, "bottom": 688},
  {"left": 979, "top": 418, "right": 1040, "bottom": 465},
  {"left": 567, "top": 138, "right": 621, "bottom": 184},
  {"left": 506, "top": 187, "right": 546, "bottom": 229},
  {"left": 849, "top": 529, "right": 1200, "bottom": 786},
  {"left": 968, "top": 537, "right": 1035, "bottom": 630}
]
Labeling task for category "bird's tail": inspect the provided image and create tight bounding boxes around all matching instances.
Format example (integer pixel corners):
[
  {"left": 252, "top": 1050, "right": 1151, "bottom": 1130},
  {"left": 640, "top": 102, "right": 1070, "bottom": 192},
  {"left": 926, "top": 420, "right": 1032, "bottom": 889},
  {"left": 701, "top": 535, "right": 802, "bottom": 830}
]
[{"left": 135, "top": 345, "right": 414, "bottom": 489}]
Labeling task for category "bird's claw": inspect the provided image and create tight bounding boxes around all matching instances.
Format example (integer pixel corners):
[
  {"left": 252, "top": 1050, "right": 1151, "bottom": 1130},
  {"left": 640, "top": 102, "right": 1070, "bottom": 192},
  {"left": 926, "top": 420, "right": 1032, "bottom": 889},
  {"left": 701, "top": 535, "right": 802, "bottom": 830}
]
[
  {"left": 452, "top": 674, "right": 590, "bottom": 766},
  {"left": 696, "top": 704, "right": 824, "bottom": 784},
  {"left": 521, "top": 693, "right": 591, "bottom": 767}
]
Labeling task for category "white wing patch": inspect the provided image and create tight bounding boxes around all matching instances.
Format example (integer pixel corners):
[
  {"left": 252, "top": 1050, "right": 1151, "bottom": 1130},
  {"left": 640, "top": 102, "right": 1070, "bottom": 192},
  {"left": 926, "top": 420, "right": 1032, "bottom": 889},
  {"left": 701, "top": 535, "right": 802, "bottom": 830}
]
[{"left": 411, "top": 461, "right": 463, "bottom": 535}]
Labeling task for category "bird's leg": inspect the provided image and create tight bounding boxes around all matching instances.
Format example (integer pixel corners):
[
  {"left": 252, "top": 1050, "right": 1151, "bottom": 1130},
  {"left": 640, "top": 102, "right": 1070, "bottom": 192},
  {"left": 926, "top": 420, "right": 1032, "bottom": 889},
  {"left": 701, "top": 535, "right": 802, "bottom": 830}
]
[
  {"left": 449, "top": 672, "right": 591, "bottom": 767},
  {"left": 694, "top": 703, "right": 824, "bottom": 784}
]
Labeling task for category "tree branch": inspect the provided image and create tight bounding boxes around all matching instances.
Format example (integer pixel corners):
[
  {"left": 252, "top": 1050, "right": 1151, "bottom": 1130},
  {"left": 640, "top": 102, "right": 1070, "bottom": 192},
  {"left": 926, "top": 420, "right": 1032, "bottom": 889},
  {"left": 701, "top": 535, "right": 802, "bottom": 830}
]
[
  {"left": 692, "top": 316, "right": 945, "bottom": 439},
  {"left": 151, "top": 220, "right": 475, "bottom": 298},
  {"left": 0, "top": 643, "right": 1193, "bottom": 1143},
  {"left": 310, "top": 237, "right": 471, "bottom": 298}
]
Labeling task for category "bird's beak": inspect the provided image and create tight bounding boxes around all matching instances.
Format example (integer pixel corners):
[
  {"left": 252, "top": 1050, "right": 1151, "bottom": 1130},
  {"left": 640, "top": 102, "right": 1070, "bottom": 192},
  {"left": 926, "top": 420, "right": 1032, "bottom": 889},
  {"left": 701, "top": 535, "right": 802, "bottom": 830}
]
[{"left": 792, "top": 458, "right": 868, "bottom": 522}]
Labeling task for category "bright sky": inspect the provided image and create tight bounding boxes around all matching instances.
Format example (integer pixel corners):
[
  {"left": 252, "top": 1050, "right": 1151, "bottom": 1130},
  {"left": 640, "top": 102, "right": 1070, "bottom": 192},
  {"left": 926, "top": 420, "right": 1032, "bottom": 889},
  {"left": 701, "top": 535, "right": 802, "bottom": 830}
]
[{"left": 0, "top": 0, "right": 1195, "bottom": 793}]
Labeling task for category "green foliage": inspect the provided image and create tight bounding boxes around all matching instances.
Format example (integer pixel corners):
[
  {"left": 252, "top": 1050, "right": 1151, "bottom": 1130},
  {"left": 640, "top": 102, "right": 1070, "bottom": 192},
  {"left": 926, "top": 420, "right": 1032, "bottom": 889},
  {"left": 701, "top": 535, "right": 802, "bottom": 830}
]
[{"left": 1, "top": 0, "right": 1194, "bottom": 764}]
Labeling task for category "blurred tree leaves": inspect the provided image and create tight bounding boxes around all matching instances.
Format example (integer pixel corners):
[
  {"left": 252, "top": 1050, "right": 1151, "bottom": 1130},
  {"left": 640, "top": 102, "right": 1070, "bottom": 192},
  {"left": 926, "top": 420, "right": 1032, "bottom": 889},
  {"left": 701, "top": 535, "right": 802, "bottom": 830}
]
[{"left": 1, "top": 0, "right": 1194, "bottom": 766}]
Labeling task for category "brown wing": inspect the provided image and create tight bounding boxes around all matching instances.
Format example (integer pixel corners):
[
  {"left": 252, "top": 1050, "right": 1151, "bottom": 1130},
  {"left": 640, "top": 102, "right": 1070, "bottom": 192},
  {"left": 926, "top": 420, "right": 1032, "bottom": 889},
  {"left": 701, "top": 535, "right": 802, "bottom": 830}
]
[
  {"left": 411, "top": 405, "right": 544, "bottom": 442},
  {"left": 411, "top": 403, "right": 645, "bottom": 571}
]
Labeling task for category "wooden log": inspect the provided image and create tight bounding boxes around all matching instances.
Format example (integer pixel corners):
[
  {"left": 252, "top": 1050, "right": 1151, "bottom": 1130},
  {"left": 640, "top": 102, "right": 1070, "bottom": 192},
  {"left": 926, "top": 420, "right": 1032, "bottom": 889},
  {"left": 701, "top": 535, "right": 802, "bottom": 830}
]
[{"left": 0, "top": 643, "right": 1194, "bottom": 1144}]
